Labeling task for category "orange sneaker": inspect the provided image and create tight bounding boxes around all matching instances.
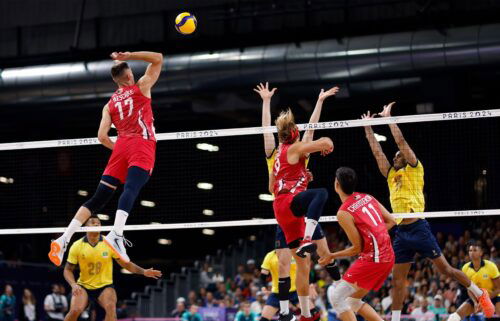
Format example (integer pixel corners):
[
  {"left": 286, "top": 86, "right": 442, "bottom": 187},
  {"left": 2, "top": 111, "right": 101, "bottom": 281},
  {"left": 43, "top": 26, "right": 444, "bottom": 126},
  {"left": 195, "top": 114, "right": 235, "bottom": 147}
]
[
  {"left": 48, "top": 237, "right": 66, "bottom": 266},
  {"left": 478, "top": 288, "right": 495, "bottom": 317}
]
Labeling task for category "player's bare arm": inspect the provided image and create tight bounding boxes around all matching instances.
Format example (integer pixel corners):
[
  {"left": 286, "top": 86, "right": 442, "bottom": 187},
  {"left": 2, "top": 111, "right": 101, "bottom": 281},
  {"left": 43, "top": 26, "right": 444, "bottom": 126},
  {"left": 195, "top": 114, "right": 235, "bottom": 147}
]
[
  {"left": 63, "top": 262, "right": 84, "bottom": 296},
  {"left": 255, "top": 82, "right": 277, "bottom": 157},
  {"left": 302, "top": 86, "right": 339, "bottom": 143},
  {"left": 319, "top": 211, "right": 362, "bottom": 265},
  {"left": 111, "top": 51, "right": 163, "bottom": 98},
  {"left": 288, "top": 137, "right": 334, "bottom": 164},
  {"left": 362, "top": 111, "right": 391, "bottom": 177},
  {"left": 116, "top": 259, "right": 162, "bottom": 279},
  {"left": 268, "top": 171, "right": 276, "bottom": 195},
  {"left": 379, "top": 102, "right": 418, "bottom": 166},
  {"left": 97, "top": 104, "right": 114, "bottom": 150},
  {"left": 377, "top": 201, "right": 397, "bottom": 231}
]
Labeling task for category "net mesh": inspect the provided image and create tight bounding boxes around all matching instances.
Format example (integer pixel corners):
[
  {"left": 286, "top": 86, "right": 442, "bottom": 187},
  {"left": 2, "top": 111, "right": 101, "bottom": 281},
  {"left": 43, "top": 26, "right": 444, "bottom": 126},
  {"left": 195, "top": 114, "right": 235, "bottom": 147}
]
[{"left": 0, "top": 110, "right": 499, "bottom": 231}]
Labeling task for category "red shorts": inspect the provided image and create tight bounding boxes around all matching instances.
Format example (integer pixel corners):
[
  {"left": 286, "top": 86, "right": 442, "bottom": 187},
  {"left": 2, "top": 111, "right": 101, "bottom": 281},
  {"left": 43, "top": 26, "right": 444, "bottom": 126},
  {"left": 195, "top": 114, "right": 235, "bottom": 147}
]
[
  {"left": 273, "top": 193, "right": 304, "bottom": 246},
  {"left": 343, "top": 259, "right": 394, "bottom": 291},
  {"left": 103, "top": 137, "right": 156, "bottom": 183}
]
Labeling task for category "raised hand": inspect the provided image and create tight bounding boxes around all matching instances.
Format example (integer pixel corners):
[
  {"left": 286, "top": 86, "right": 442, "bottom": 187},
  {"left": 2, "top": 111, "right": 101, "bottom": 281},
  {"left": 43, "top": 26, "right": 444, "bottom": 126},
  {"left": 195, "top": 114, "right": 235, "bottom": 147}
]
[
  {"left": 144, "top": 268, "right": 162, "bottom": 279},
  {"left": 318, "top": 86, "right": 340, "bottom": 101},
  {"left": 110, "top": 51, "right": 131, "bottom": 61},
  {"left": 378, "top": 102, "right": 396, "bottom": 118},
  {"left": 253, "top": 82, "right": 277, "bottom": 100},
  {"left": 361, "top": 110, "right": 376, "bottom": 129}
]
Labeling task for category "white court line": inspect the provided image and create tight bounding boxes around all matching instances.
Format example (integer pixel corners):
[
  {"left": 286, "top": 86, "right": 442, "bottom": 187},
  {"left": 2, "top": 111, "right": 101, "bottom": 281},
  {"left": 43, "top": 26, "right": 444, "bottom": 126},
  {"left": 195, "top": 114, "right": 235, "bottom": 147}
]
[
  {"left": 0, "top": 209, "right": 498, "bottom": 235},
  {"left": 0, "top": 109, "right": 498, "bottom": 150}
]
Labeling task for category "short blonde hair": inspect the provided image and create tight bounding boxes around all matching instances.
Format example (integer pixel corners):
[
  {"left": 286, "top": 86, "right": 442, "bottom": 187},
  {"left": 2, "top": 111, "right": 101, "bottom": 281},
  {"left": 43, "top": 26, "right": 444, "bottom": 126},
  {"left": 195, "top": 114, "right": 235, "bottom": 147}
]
[{"left": 275, "top": 109, "right": 297, "bottom": 143}]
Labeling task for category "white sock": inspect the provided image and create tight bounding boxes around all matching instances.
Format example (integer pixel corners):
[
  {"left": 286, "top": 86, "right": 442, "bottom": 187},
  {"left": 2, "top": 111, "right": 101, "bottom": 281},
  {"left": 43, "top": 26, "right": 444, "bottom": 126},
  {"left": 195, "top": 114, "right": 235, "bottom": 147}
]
[
  {"left": 298, "top": 296, "right": 311, "bottom": 317},
  {"left": 467, "top": 282, "right": 483, "bottom": 298},
  {"left": 113, "top": 210, "right": 129, "bottom": 236},
  {"left": 279, "top": 300, "right": 289, "bottom": 315},
  {"left": 391, "top": 310, "right": 401, "bottom": 321},
  {"left": 304, "top": 219, "right": 318, "bottom": 240},
  {"left": 62, "top": 219, "right": 82, "bottom": 244}
]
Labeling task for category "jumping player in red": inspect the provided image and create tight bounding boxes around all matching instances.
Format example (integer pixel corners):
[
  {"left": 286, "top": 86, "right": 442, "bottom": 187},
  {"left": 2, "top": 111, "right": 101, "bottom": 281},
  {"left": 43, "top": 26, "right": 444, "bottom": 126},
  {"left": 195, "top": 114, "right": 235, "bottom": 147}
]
[
  {"left": 320, "top": 167, "right": 396, "bottom": 321},
  {"left": 49, "top": 51, "right": 163, "bottom": 266},
  {"left": 271, "top": 109, "right": 333, "bottom": 321}
]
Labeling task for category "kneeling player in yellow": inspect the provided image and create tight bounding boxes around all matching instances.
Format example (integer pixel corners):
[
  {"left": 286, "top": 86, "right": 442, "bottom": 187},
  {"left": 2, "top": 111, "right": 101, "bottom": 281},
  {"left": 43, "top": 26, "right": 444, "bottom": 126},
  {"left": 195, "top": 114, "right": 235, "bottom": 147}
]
[{"left": 63, "top": 215, "right": 162, "bottom": 321}]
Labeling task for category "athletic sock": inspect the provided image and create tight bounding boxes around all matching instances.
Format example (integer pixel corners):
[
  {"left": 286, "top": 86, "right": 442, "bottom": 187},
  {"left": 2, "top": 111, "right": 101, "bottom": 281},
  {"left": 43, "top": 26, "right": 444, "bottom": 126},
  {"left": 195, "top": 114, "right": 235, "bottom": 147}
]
[
  {"left": 467, "top": 282, "right": 483, "bottom": 298},
  {"left": 391, "top": 310, "right": 401, "bottom": 321},
  {"left": 62, "top": 219, "right": 82, "bottom": 244},
  {"left": 304, "top": 218, "right": 318, "bottom": 240},
  {"left": 298, "top": 296, "right": 311, "bottom": 317},
  {"left": 113, "top": 210, "right": 129, "bottom": 236}
]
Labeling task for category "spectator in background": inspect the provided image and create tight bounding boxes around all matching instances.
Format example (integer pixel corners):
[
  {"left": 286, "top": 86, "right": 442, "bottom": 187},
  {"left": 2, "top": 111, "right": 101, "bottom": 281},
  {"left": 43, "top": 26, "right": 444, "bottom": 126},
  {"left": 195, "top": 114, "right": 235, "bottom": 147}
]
[
  {"left": 19, "top": 289, "right": 36, "bottom": 321},
  {"left": 428, "top": 295, "right": 447, "bottom": 320},
  {"left": 234, "top": 265, "right": 246, "bottom": 289},
  {"left": 188, "top": 290, "right": 199, "bottom": 307},
  {"left": 200, "top": 263, "right": 216, "bottom": 291},
  {"left": 116, "top": 301, "right": 128, "bottom": 319},
  {"left": 0, "top": 285, "right": 16, "bottom": 321},
  {"left": 204, "top": 292, "right": 217, "bottom": 308},
  {"left": 44, "top": 284, "right": 68, "bottom": 321},
  {"left": 246, "top": 260, "right": 256, "bottom": 273},
  {"left": 234, "top": 302, "right": 257, "bottom": 321},
  {"left": 182, "top": 305, "right": 202, "bottom": 321},
  {"left": 250, "top": 292, "right": 265, "bottom": 316},
  {"left": 214, "top": 282, "right": 228, "bottom": 301},
  {"left": 411, "top": 299, "right": 436, "bottom": 321},
  {"left": 381, "top": 288, "right": 393, "bottom": 314},
  {"left": 172, "top": 298, "right": 187, "bottom": 318}
]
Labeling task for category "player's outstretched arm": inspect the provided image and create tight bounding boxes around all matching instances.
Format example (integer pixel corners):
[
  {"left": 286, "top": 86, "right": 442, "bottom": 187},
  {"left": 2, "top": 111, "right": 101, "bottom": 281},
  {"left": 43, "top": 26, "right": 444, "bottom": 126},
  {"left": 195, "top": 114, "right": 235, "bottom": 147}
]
[
  {"left": 111, "top": 51, "right": 163, "bottom": 98},
  {"left": 377, "top": 201, "right": 397, "bottom": 231},
  {"left": 97, "top": 104, "right": 114, "bottom": 150},
  {"left": 63, "top": 262, "right": 84, "bottom": 297},
  {"left": 302, "top": 86, "right": 339, "bottom": 143},
  {"left": 254, "top": 82, "right": 277, "bottom": 157},
  {"left": 379, "top": 102, "right": 418, "bottom": 166},
  {"left": 117, "top": 259, "right": 162, "bottom": 279},
  {"left": 290, "top": 137, "right": 334, "bottom": 161},
  {"left": 319, "top": 211, "right": 361, "bottom": 265},
  {"left": 362, "top": 111, "right": 391, "bottom": 178}
]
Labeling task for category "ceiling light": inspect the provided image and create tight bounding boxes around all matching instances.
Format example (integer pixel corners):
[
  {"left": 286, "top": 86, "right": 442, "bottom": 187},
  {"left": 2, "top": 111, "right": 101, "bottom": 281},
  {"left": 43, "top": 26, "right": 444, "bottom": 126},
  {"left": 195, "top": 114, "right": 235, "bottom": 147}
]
[
  {"left": 140, "top": 200, "right": 156, "bottom": 207},
  {"left": 202, "top": 229, "right": 215, "bottom": 236},
  {"left": 203, "top": 209, "right": 214, "bottom": 216},
  {"left": 197, "top": 182, "right": 213, "bottom": 190},
  {"left": 97, "top": 214, "right": 109, "bottom": 221},
  {"left": 196, "top": 143, "right": 219, "bottom": 152},
  {"left": 158, "top": 238, "right": 172, "bottom": 245},
  {"left": 259, "top": 194, "right": 274, "bottom": 201},
  {"left": 77, "top": 190, "right": 88, "bottom": 196}
]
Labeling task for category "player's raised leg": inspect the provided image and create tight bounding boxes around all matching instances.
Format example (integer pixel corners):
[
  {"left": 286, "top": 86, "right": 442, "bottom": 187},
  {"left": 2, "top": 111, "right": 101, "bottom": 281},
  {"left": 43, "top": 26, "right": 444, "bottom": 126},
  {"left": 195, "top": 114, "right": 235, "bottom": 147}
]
[{"left": 49, "top": 176, "right": 119, "bottom": 266}]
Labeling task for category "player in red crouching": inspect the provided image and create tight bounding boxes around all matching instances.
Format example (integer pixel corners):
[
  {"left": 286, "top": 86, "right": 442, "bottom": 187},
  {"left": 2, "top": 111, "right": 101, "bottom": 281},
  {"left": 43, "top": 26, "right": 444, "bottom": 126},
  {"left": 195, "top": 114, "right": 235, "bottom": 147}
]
[
  {"left": 49, "top": 51, "right": 163, "bottom": 266},
  {"left": 320, "top": 167, "right": 396, "bottom": 321}
]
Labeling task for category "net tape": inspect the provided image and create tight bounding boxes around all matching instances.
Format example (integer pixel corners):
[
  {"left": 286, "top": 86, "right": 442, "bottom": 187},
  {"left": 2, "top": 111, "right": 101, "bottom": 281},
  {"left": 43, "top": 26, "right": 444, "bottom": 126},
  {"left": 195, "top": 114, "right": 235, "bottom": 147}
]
[
  {"left": 0, "top": 109, "right": 498, "bottom": 151},
  {"left": 0, "top": 210, "right": 498, "bottom": 235}
]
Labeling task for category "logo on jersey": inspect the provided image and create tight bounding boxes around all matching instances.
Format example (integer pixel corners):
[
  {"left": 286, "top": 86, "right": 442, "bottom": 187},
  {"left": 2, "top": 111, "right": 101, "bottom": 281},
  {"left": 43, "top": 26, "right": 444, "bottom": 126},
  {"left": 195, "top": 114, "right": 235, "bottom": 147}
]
[
  {"left": 102, "top": 251, "right": 109, "bottom": 258},
  {"left": 483, "top": 274, "right": 488, "bottom": 279}
]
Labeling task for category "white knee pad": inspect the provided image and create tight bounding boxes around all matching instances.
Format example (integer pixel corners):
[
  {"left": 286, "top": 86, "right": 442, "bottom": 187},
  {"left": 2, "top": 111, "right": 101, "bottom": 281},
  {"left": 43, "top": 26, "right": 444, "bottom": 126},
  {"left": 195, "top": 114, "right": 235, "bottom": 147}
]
[
  {"left": 346, "top": 297, "right": 364, "bottom": 313},
  {"left": 329, "top": 280, "right": 356, "bottom": 315},
  {"left": 448, "top": 313, "right": 461, "bottom": 321}
]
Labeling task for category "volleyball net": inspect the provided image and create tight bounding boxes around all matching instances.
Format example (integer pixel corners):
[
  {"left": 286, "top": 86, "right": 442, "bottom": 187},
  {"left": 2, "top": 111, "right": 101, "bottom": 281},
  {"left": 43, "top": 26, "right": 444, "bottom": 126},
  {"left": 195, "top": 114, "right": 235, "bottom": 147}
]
[{"left": 0, "top": 109, "right": 499, "bottom": 235}]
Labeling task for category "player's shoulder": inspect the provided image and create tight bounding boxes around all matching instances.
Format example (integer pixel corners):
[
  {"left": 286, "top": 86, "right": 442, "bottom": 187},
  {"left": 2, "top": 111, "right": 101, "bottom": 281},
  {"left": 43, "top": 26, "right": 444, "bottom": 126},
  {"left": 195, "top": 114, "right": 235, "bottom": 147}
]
[
  {"left": 70, "top": 237, "right": 85, "bottom": 248},
  {"left": 461, "top": 261, "right": 472, "bottom": 271},
  {"left": 484, "top": 260, "right": 498, "bottom": 270}
]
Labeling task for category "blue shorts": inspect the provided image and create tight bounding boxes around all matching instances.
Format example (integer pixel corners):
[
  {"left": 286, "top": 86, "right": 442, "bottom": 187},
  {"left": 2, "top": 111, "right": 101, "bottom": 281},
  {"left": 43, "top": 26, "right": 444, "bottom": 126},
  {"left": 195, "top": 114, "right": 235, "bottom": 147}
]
[
  {"left": 266, "top": 291, "right": 299, "bottom": 308},
  {"left": 275, "top": 224, "right": 324, "bottom": 249},
  {"left": 393, "top": 219, "right": 442, "bottom": 264}
]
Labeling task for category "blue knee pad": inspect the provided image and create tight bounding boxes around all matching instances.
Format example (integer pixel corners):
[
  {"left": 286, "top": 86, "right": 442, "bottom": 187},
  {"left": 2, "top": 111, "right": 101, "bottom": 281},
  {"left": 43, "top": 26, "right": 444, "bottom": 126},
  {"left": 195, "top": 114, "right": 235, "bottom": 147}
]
[
  {"left": 82, "top": 175, "right": 120, "bottom": 214},
  {"left": 117, "top": 166, "right": 150, "bottom": 213}
]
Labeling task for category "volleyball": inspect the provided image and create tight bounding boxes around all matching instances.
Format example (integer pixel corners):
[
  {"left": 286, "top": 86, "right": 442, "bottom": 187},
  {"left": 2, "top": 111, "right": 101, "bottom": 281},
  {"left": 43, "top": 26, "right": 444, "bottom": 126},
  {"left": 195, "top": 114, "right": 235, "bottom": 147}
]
[{"left": 175, "top": 12, "right": 197, "bottom": 35}]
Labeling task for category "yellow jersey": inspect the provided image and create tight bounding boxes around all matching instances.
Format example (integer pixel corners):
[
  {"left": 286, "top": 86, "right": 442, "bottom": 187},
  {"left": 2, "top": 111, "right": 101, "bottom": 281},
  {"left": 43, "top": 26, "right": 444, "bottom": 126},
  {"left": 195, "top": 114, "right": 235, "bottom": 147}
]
[
  {"left": 462, "top": 260, "right": 499, "bottom": 297},
  {"left": 387, "top": 160, "right": 425, "bottom": 224},
  {"left": 67, "top": 236, "right": 119, "bottom": 290},
  {"left": 261, "top": 250, "right": 297, "bottom": 293}
]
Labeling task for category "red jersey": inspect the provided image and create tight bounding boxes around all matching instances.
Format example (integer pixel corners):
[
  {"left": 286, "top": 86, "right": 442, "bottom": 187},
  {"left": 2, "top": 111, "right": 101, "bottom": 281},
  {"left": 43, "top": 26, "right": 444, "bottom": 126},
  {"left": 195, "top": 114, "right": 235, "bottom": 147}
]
[
  {"left": 108, "top": 84, "right": 156, "bottom": 141},
  {"left": 339, "top": 193, "right": 394, "bottom": 263},
  {"left": 272, "top": 143, "right": 308, "bottom": 196}
]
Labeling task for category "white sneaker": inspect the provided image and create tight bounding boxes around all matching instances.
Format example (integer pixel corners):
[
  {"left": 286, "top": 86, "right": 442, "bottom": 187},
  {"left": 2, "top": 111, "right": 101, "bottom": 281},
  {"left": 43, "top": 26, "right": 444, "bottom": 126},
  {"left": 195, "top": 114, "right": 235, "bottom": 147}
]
[
  {"left": 48, "top": 236, "right": 67, "bottom": 266},
  {"left": 104, "top": 230, "right": 131, "bottom": 263}
]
